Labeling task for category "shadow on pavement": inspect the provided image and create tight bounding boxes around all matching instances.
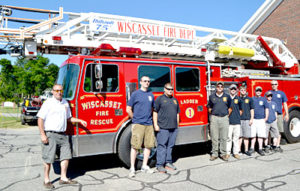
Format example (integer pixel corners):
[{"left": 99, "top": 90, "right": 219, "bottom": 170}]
[{"left": 53, "top": 141, "right": 212, "bottom": 179}]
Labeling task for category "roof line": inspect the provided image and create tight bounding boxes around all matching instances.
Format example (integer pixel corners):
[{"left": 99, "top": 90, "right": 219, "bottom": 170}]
[{"left": 239, "top": 0, "right": 283, "bottom": 33}]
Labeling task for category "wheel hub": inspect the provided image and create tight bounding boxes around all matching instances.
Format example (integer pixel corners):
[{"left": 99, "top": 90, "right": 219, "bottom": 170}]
[{"left": 289, "top": 118, "right": 300, "bottom": 137}]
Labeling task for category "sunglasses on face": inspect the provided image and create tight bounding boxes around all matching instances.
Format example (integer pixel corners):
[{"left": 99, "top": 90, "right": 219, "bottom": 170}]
[
  {"left": 271, "top": 84, "right": 278, "bottom": 85},
  {"left": 53, "top": 89, "right": 63, "bottom": 93},
  {"left": 165, "top": 87, "right": 173, "bottom": 91},
  {"left": 256, "top": 90, "right": 262, "bottom": 92}
]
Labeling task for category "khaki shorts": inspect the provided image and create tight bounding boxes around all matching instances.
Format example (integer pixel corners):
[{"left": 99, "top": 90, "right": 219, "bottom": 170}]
[
  {"left": 277, "top": 114, "right": 284, "bottom": 133},
  {"left": 131, "top": 124, "right": 156, "bottom": 149}
]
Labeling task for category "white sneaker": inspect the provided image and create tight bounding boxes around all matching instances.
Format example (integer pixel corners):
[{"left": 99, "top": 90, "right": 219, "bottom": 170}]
[
  {"left": 128, "top": 168, "right": 135, "bottom": 178},
  {"left": 141, "top": 165, "right": 154, "bottom": 174}
]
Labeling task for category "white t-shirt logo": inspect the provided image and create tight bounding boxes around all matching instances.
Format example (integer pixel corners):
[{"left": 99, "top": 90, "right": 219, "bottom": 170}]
[
  {"left": 272, "top": 105, "right": 275, "bottom": 109},
  {"left": 259, "top": 101, "right": 263, "bottom": 105},
  {"left": 277, "top": 94, "right": 281, "bottom": 98},
  {"left": 148, "top": 96, "right": 152, "bottom": 102}
]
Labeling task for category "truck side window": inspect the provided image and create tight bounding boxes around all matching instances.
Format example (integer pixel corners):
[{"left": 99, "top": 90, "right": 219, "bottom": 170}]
[
  {"left": 176, "top": 67, "right": 200, "bottom": 91},
  {"left": 84, "top": 63, "right": 119, "bottom": 92},
  {"left": 138, "top": 65, "right": 170, "bottom": 92}
]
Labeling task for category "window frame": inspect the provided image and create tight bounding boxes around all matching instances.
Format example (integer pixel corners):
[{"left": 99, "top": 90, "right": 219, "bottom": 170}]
[
  {"left": 83, "top": 62, "right": 119, "bottom": 93},
  {"left": 175, "top": 66, "right": 200, "bottom": 92},
  {"left": 56, "top": 63, "right": 80, "bottom": 100},
  {"left": 137, "top": 65, "right": 171, "bottom": 92}
]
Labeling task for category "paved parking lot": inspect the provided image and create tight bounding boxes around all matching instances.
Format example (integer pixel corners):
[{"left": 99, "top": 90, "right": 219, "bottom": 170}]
[{"left": 1, "top": 126, "right": 300, "bottom": 191}]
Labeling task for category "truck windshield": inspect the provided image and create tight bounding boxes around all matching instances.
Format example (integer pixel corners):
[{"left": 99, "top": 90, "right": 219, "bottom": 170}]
[{"left": 56, "top": 64, "right": 80, "bottom": 99}]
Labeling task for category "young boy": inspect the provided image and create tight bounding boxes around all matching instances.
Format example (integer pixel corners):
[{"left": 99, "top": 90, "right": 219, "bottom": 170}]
[{"left": 264, "top": 91, "right": 280, "bottom": 152}]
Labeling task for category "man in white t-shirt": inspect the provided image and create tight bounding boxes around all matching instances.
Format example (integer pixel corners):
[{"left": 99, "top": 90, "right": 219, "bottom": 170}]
[{"left": 37, "top": 84, "right": 87, "bottom": 189}]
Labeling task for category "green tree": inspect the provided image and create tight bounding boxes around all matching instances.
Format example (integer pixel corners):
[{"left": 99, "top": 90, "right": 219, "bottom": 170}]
[
  {"left": 0, "top": 59, "right": 17, "bottom": 102},
  {"left": 0, "top": 56, "right": 59, "bottom": 103}
]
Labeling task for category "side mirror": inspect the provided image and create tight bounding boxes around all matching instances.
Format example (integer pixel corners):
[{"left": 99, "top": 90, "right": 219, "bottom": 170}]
[
  {"left": 95, "top": 64, "right": 102, "bottom": 79},
  {"left": 95, "top": 80, "right": 103, "bottom": 90}
]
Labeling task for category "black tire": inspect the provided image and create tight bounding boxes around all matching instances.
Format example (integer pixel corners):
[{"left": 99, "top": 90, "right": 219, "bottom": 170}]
[
  {"left": 21, "top": 115, "right": 26, "bottom": 125},
  {"left": 284, "top": 110, "right": 300, "bottom": 143},
  {"left": 117, "top": 124, "right": 156, "bottom": 169}
]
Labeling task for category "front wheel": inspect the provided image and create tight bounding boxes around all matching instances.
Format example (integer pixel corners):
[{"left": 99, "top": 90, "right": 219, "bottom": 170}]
[
  {"left": 117, "top": 124, "right": 156, "bottom": 169},
  {"left": 284, "top": 110, "right": 300, "bottom": 143}
]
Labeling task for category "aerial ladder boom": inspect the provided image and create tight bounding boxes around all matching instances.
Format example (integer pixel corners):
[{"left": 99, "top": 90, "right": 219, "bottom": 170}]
[{"left": 0, "top": 5, "right": 298, "bottom": 73}]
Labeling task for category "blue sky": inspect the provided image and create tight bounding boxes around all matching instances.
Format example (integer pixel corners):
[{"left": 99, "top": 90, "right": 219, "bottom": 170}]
[{"left": 0, "top": 0, "right": 263, "bottom": 66}]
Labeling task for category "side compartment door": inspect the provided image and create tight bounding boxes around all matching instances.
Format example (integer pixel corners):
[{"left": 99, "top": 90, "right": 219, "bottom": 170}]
[{"left": 173, "top": 65, "right": 208, "bottom": 144}]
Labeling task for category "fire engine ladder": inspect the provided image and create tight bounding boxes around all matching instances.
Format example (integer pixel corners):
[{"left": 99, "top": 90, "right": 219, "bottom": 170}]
[{"left": 0, "top": 5, "right": 298, "bottom": 68}]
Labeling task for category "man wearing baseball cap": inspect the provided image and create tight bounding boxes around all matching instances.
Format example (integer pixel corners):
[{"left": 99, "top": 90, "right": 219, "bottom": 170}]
[
  {"left": 226, "top": 84, "right": 243, "bottom": 159},
  {"left": 208, "top": 81, "right": 232, "bottom": 161},
  {"left": 250, "top": 86, "right": 269, "bottom": 156}
]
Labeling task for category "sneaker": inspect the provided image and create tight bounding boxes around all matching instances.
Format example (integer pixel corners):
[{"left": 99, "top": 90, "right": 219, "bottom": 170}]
[
  {"left": 233, "top": 154, "right": 240, "bottom": 159},
  {"left": 141, "top": 165, "right": 154, "bottom": 174},
  {"left": 221, "top": 155, "right": 229, "bottom": 161},
  {"left": 257, "top": 149, "right": 265, "bottom": 156},
  {"left": 128, "top": 168, "right": 135, "bottom": 178},
  {"left": 43, "top": 182, "right": 55, "bottom": 189},
  {"left": 244, "top": 150, "right": 251, "bottom": 156},
  {"left": 165, "top": 163, "right": 177, "bottom": 170},
  {"left": 274, "top": 146, "right": 283, "bottom": 153},
  {"left": 210, "top": 156, "right": 218, "bottom": 161},
  {"left": 157, "top": 166, "right": 167, "bottom": 173},
  {"left": 264, "top": 146, "right": 271, "bottom": 153}
]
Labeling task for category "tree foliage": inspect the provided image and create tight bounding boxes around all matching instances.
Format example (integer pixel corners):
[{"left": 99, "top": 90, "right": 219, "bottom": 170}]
[{"left": 0, "top": 56, "right": 59, "bottom": 103}]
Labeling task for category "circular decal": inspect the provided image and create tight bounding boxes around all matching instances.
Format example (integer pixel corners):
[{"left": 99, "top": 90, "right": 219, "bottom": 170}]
[{"left": 185, "top": 107, "right": 195, "bottom": 118}]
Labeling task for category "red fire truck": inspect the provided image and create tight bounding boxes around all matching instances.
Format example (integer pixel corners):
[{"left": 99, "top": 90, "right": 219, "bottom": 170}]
[{"left": 1, "top": 6, "right": 300, "bottom": 167}]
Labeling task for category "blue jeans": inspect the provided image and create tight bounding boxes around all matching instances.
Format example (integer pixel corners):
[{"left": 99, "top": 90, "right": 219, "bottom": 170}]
[{"left": 156, "top": 128, "right": 178, "bottom": 167}]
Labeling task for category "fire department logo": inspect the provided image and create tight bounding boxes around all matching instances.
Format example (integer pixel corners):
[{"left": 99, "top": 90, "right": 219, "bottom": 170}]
[
  {"left": 245, "top": 99, "right": 249, "bottom": 104},
  {"left": 272, "top": 104, "right": 275, "bottom": 109},
  {"left": 185, "top": 107, "right": 195, "bottom": 118},
  {"left": 148, "top": 96, "right": 152, "bottom": 102},
  {"left": 223, "top": 97, "right": 227, "bottom": 102},
  {"left": 234, "top": 99, "right": 238, "bottom": 104},
  {"left": 173, "top": 100, "right": 177, "bottom": 105},
  {"left": 259, "top": 101, "right": 263, "bottom": 105},
  {"left": 277, "top": 94, "right": 281, "bottom": 98}
]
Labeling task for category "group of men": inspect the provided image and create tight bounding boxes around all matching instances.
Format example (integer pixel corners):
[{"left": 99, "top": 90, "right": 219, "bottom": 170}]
[
  {"left": 126, "top": 76, "right": 180, "bottom": 177},
  {"left": 209, "top": 80, "right": 288, "bottom": 161},
  {"left": 37, "top": 78, "right": 289, "bottom": 188}
]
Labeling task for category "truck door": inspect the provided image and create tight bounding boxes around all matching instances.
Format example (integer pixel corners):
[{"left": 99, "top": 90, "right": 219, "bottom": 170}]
[
  {"left": 74, "top": 58, "right": 126, "bottom": 156},
  {"left": 173, "top": 65, "right": 209, "bottom": 144}
]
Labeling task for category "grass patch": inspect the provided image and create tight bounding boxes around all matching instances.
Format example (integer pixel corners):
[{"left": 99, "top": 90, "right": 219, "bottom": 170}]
[
  {"left": 0, "top": 106, "right": 21, "bottom": 114},
  {"left": 0, "top": 116, "right": 26, "bottom": 128}
]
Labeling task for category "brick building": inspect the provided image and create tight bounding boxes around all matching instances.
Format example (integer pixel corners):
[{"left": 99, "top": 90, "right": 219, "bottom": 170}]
[{"left": 241, "top": 0, "right": 300, "bottom": 62}]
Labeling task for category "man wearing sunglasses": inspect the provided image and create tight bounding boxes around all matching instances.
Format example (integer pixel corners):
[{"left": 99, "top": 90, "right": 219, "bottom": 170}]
[
  {"left": 208, "top": 81, "right": 232, "bottom": 161},
  {"left": 251, "top": 86, "right": 269, "bottom": 156},
  {"left": 153, "top": 83, "right": 180, "bottom": 173},
  {"left": 127, "top": 76, "right": 155, "bottom": 177},
  {"left": 37, "top": 84, "right": 87, "bottom": 189},
  {"left": 268, "top": 80, "right": 288, "bottom": 152}
]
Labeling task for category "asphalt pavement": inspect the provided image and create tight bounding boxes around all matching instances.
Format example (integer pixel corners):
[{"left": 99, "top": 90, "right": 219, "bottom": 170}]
[{"left": 0, "top": 126, "right": 300, "bottom": 191}]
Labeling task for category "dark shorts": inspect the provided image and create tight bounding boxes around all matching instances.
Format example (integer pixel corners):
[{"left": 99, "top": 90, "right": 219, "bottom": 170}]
[{"left": 41, "top": 132, "right": 72, "bottom": 164}]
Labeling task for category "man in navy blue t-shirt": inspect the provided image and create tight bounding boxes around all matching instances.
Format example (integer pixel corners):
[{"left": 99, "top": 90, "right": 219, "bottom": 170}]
[
  {"left": 227, "top": 84, "right": 243, "bottom": 159},
  {"left": 127, "top": 76, "right": 155, "bottom": 177},
  {"left": 251, "top": 86, "right": 269, "bottom": 156},
  {"left": 153, "top": 83, "right": 180, "bottom": 173},
  {"left": 268, "top": 80, "right": 288, "bottom": 152},
  {"left": 208, "top": 82, "right": 232, "bottom": 161}
]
